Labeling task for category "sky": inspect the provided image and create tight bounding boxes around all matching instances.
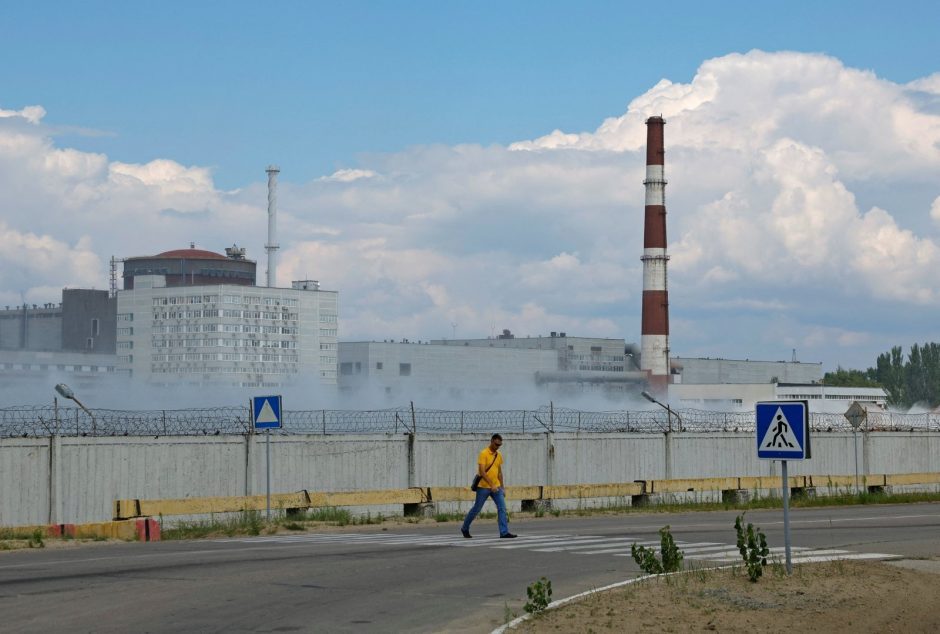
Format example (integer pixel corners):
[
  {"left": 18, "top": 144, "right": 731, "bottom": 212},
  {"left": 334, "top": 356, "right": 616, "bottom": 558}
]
[{"left": 2, "top": 1, "right": 940, "bottom": 373}]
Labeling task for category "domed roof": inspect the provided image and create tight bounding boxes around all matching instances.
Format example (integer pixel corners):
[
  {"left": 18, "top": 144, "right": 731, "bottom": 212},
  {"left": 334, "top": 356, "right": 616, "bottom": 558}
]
[{"left": 155, "top": 248, "right": 228, "bottom": 260}]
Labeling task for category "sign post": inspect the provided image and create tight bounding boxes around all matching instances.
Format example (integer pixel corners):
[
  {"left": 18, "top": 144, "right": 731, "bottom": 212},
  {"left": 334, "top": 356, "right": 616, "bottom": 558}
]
[
  {"left": 844, "top": 401, "right": 867, "bottom": 494},
  {"left": 252, "top": 395, "right": 283, "bottom": 520},
  {"left": 756, "top": 401, "right": 810, "bottom": 575}
]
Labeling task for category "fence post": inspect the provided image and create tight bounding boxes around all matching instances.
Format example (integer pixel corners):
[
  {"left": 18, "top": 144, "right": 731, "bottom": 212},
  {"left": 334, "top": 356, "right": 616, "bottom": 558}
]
[
  {"left": 162, "top": 410, "right": 167, "bottom": 436},
  {"left": 460, "top": 411, "right": 464, "bottom": 434},
  {"left": 550, "top": 401, "right": 554, "bottom": 433},
  {"left": 48, "top": 434, "right": 59, "bottom": 524},
  {"left": 407, "top": 432, "right": 417, "bottom": 489},
  {"left": 322, "top": 409, "right": 326, "bottom": 435},
  {"left": 410, "top": 401, "right": 417, "bottom": 434},
  {"left": 545, "top": 431, "right": 555, "bottom": 490}
]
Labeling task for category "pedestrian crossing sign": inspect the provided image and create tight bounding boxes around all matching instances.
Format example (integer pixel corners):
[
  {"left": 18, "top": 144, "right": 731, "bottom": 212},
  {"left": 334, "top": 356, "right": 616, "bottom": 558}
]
[
  {"left": 756, "top": 401, "right": 810, "bottom": 460},
  {"left": 252, "top": 395, "right": 282, "bottom": 430}
]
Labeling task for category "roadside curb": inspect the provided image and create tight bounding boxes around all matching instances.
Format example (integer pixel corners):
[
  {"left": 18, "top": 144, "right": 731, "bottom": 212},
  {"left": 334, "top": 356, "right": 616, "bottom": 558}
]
[
  {"left": 491, "top": 565, "right": 735, "bottom": 633},
  {"left": 491, "top": 573, "right": 659, "bottom": 634}
]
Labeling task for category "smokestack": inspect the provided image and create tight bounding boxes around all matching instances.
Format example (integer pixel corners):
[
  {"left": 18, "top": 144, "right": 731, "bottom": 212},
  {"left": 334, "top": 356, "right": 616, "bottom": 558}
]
[
  {"left": 265, "top": 165, "right": 280, "bottom": 287},
  {"left": 640, "top": 116, "right": 670, "bottom": 393}
]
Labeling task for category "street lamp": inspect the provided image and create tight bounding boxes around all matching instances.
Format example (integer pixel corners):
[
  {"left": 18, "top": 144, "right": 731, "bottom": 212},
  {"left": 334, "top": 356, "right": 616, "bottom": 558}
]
[
  {"left": 55, "top": 383, "right": 96, "bottom": 436},
  {"left": 641, "top": 390, "right": 682, "bottom": 433}
]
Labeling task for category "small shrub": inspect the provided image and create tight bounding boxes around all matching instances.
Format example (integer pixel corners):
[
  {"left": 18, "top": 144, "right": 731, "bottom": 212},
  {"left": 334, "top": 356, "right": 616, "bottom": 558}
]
[
  {"left": 29, "top": 529, "right": 45, "bottom": 549},
  {"left": 631, "top": 525, "right": 683, "bottom": 574},
  {"left": 735, "top": 513, "right": 769, "bottom": 582},
  {"left": 524, "top": 577, "right": 553, "bottom": 614}
]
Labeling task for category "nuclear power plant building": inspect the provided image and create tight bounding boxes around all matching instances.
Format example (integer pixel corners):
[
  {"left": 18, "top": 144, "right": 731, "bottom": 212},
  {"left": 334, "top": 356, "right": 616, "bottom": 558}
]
[{"left": 115, "top": 247, "right": 338, "bottom": 388}]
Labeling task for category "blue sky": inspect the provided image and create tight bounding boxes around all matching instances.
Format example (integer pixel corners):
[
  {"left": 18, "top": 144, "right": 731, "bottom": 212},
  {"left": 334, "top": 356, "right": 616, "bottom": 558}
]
[
  {"left": 3, "top": 1, "right": 938, "bottom": 188},
  {"left": 2, "top": 1, "right": 940, "bottom": 373}
]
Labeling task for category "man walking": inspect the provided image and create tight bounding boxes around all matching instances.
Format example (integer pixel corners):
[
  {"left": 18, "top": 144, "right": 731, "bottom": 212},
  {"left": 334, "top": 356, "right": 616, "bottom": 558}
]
[{"left": 461, "top": 433, "right": 517, "bottom": 539}]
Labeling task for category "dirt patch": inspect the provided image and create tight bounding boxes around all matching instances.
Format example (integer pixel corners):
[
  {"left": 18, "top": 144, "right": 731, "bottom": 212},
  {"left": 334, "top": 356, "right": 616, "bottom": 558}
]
[
  {"left": 0, "top": 538, "right": 119, "bottom": 553},
  {"left": 515, "top": 560, "right": 940, "bottom": 633}
]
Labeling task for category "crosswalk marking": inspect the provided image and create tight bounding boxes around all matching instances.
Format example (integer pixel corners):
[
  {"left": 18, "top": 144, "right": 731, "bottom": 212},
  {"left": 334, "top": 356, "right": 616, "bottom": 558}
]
[{"left": 209, "top": 532, "right": 897, "bottom": 564}]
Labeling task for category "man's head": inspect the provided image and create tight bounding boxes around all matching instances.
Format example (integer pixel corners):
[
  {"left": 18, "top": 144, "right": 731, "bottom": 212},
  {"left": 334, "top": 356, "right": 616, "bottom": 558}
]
[{"left": 489, "top": 433, "right": 503, "bottom": 451}]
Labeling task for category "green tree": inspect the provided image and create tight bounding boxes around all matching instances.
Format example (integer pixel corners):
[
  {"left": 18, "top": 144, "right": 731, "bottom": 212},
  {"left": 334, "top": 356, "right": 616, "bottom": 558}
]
[
  {"left": 823, "top": 366, "right": 880, "bottom": 388},
  {"left": 868, "top": 343, "right": 940, "bottom": 408}
]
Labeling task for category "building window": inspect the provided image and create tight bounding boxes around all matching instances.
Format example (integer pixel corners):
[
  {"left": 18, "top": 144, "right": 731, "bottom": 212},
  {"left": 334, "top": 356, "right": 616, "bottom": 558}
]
[
  {"left": 91, "top": 318, "right": 99, "bottom": 336},
  {"left": 355, "top": 362, "right": 361, "bottom": 374},
  {"left": 399, "top": 363, "right": 411, "bottom": 376},
  {"left": 86, "top": 337, "right": 94, "bottom": 349},
  {"left": 376, "top": 362, "right": 383, "bottom": 370},
  {"left": 340, "top": 362, "right": 353, "bottom": 375}
]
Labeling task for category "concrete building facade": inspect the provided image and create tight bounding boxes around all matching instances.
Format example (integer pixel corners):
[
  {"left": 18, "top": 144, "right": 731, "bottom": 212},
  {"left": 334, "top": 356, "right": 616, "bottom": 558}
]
[
  {"left": 0, "top": 289, "right": 116, "bottom": 354},
  {"left": 116, "top": 278, "right": 337, "bottom": 388},
  {"left": 672, "top": 357, "right": 823, "bottom": 385},
  {"left": 428, "top": 331, "right": 646, "bottom": 393},
  {"left": 337, "top": 341, "right": 558, "bottom": 399},
  {"left": 669, "top": 382, "right": 888, "bottom": 412}
]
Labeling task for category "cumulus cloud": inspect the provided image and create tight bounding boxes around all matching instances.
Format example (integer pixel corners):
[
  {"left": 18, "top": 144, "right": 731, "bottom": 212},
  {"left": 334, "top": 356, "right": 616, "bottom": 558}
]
[{"left": 3, "top": 50, "right": 940, "bottom": 369}]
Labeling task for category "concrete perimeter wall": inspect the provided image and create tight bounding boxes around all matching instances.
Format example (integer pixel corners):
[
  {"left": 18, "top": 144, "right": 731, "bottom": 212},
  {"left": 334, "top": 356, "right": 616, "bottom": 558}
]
[{"left": 2, "top": 431, "right": 938, "bottom": 525}]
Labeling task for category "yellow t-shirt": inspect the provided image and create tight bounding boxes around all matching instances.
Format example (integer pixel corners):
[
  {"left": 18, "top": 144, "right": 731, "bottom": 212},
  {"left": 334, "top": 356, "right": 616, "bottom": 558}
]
[{"left": 477, "top": 448, "right": 503, "bottom": 489}]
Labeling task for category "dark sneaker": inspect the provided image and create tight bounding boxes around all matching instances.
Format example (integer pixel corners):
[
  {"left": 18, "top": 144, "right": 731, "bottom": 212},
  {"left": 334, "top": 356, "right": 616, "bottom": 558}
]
[
  {"left": 500, "top": 533, "right": 518, "bottom": 539},
  {"left": 461, "top": 528, "right": 472, "bottom": 538}
]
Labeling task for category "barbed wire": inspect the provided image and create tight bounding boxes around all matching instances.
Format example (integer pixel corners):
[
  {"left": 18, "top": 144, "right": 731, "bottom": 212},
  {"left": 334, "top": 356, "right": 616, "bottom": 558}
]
[{"left": 0, "top": 404, "right": 937, "bottom": 438}]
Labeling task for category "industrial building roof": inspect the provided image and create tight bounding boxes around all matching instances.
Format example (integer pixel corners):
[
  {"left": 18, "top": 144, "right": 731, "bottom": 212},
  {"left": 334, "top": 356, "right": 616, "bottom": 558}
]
[{"left": 153, "top": 249, "right": 229, "bottom": 260}]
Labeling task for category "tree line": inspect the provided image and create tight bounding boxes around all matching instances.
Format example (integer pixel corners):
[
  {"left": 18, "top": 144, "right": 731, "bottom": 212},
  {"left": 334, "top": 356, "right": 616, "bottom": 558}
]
[{"left": 823, "top": 342, "right": 940, "bottom": 408}]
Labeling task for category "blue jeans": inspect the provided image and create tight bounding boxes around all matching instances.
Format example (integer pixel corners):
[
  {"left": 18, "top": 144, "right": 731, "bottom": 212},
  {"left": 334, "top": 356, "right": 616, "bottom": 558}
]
[{"left": 462, "top": 487, "right": 509, "bottom": 536}]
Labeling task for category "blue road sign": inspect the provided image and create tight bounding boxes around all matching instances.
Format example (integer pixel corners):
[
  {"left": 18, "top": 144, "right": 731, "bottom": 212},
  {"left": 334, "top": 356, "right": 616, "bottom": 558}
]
[
  {"left": 756, "top": 401, "right": 810, "bottom": 460},
  {"left": 252, "top": 395, "right": 282, "bottom": 430}
]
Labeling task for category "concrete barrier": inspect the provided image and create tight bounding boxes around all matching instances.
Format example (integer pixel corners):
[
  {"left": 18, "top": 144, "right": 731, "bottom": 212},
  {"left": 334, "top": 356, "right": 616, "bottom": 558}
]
[
  {"left": 107, "top": 472, "right": 940, "bottom": 522},
  {"left": 2, "top": 431, "right": 938, "bottom": 526}
]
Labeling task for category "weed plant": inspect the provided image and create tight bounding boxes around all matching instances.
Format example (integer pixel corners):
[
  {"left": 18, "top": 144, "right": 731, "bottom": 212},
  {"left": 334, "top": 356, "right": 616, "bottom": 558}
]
[
  {"left": 735, "top": 513, "right": 769, "bottom": 582},
  {"left": 631, "top": 525, "right": 683, "bottom": 574},
  {"left": 524, "top": 577, "right": 553, "bottom": 613}
]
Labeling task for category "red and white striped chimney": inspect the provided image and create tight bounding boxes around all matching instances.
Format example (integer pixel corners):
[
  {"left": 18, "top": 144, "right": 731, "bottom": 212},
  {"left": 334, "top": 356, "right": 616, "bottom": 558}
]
[{"left": 640, "top": 116, "right": 670, "bottom": 393}]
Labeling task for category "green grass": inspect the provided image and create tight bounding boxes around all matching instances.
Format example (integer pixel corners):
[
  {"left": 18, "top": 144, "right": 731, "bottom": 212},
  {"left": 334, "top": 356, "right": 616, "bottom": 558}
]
[{"left": 555, "top": 488, "right": 940, "bottom": 517}]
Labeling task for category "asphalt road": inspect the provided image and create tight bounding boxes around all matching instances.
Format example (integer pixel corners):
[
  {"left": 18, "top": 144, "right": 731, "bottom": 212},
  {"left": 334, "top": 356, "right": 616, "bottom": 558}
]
[{"left": 1, "top": 503, "right": 938, "bottom": 633}]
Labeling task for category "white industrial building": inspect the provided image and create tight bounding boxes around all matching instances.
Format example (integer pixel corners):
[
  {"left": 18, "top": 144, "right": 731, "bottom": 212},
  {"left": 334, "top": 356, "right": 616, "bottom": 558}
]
[
  {"left": 337, "top": 340, "right": 558, "bottom": 399},
  {"left": 337, "top": 331, "right": 652, "bottom": 400},
  {"left": 669, "top": 382, "right": 887, "bottom": 412},
  {"left": 116, "top": 277, "right": 337, "bottom": 388},
  {"left": 671, "top": 357, "right": 823, "bottom": 385},
  {"left": 429, "top": 331, "right": 646, "bottom": 393}
]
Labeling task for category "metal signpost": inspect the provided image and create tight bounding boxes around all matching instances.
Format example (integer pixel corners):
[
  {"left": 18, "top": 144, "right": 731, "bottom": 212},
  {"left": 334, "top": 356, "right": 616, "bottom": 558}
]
[
  {"left": 756, "top": 401, "right": 810, "bottom": 575},
  {"left": 844, "top": 401, "right": 867, "bottom": 494},
  {"left": 251, "top": 395, "right": 283, "bottom": 520}
]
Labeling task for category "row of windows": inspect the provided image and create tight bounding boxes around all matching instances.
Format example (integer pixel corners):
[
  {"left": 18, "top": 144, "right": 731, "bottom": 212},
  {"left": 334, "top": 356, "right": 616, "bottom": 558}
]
[
  {"left": 340, "top": 362, "right": 411, "bottom": 376},
  {"left": 153, "top": 295, "right": 218, "bottom": 306},
  {"left": 784, "top": 393, "right": 882, "bottom": 401},
  {"left": 151, "top": 338, "right": 297, "bottom": 349},
  {"left": 1, "top": 363, "right": 113, "bottom": 372},
  {"left": 222, "top": 295, "right": 298, "bottom": 307},
  {"left": 117, "top": 327, "right": 134, "bottom": 336},
  {"left": 118, "top": 313, "right": 134, "bottom": 321},
  {"left": 117, "top": 341, "right": 133, "bottom": 349},
  {"left": 577, "top": 365, "right": 625, "bottom": 372},
  {"left": 152, "top": 309, "right": 300, "bottom": 320},
  {"left": 320, "top": 342, "right": 337, "bottom": 350},
  {"left": 150, "top": 353, "right": 300, "bottom": 363},
  {"left": 149, "top": 324, "right": 300, "bottom": 335},
  {"left": 151, "top": 366, "right": 301, "bottom": 375},
  {"left": 570, "top": 354, "right": 624, "bottom": 363},
  {"left": 320, "top": 328, "right": 337, "bottom": 337},
  {"left": 319, "top": 314, "right": 337, "bottom": 323}
]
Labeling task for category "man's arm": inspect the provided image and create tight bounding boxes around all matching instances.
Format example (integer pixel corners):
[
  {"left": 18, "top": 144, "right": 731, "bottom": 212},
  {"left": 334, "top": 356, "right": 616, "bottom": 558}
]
[
  {"left": 478, "top": 461, "right": 497, "bottom": 488},
  {"left": 498, "top": 465, "right": 504, "bottom": 491}
]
